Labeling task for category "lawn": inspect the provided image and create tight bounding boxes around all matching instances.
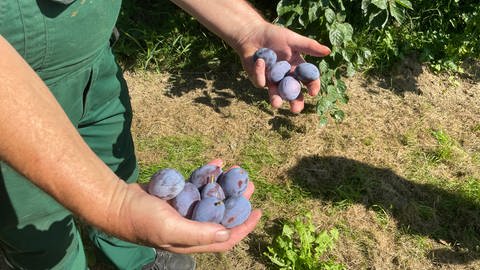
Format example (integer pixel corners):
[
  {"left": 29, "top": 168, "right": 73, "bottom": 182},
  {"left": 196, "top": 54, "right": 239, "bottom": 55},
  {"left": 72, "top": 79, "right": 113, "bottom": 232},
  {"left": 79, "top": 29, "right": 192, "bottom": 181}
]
[
  {"left": 78, "top": 1, "right": 480, "bottom": 269},
  {"left": 114, "top": 60, "right": 479, "bottom": 269}
]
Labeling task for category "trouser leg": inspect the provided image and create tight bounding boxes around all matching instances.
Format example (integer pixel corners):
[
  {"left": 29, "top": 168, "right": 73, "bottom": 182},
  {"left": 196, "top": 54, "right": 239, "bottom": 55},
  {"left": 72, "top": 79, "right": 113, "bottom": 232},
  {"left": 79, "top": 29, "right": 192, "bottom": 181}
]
[
  {"left": 77, "top": 47, "right": 155, "bottom": 270},
  {"left": 0, "top": 165, "right": 88, "bottom": 270}
]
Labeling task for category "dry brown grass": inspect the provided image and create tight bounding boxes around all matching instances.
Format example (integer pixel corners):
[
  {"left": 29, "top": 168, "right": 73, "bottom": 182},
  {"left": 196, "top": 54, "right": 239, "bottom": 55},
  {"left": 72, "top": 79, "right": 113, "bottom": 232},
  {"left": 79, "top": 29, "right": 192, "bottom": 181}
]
[{"left": 123, "top": 63, "right": 480, "bottom": 270}]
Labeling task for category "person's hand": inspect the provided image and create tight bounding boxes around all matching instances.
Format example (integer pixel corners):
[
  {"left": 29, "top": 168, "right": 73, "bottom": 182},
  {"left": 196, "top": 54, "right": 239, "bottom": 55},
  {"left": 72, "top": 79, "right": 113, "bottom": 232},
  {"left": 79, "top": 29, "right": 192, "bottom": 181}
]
[
  {"left": 235, "top": 22, "right": 331, "bottom": 113},
  {"left": 119, "top": 159, "right": 261, "bottom": 253}
]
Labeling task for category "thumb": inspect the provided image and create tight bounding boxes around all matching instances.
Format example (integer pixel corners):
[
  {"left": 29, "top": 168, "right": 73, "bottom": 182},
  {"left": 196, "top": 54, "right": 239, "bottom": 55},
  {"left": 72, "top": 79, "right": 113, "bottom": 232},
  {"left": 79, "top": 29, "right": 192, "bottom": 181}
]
[{"left": 162, "top": 216, "right": 231, "bottom": 246}]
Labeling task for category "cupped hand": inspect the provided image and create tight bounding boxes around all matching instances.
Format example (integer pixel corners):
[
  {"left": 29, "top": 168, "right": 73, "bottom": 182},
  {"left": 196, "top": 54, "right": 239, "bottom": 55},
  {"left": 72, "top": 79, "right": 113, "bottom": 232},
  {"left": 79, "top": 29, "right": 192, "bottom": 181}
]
[
  {"left": 125, "top": 159, "right": 260, "bottom": 253},
  {"left": 236, "top": 22, "right": 331, "bottom": 113}
]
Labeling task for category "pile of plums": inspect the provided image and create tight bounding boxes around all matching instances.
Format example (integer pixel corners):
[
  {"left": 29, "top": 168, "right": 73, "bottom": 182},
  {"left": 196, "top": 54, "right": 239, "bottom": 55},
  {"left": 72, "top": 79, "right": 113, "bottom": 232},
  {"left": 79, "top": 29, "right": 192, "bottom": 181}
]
[
  {"left": 253, "top": 48, "right": 320, "bottom": 101},
  {"left": 147, "top": 164, "right": 251, "bottom": 229}
]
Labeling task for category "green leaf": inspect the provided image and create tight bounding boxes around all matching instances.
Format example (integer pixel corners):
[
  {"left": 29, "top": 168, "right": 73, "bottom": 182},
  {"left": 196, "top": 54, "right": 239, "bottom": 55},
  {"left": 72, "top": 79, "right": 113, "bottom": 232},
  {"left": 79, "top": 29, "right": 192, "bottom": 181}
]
[
  {"left": 361, "top": 0, "right": 371, "bottom": 14},
  {"left": 332, "top": 109, "right": 345, "bottom": 123},
  {"left": 319, "top": 60, "right": 329, "bottom": 74},
  {"left": 329, "top": 22, "right": 353, "bottom": 46},
  {"left": 336, "top": 11, "right": 347, "bottom": 23},
  {"left": 319, "top": 115, "right": 328, "bottom": 127},
  {"left": 308, "top": 2, "right": 320, "bottom": 22},
  {"left": 276, "top": 0, "right": 303, "bottom": 27},
  {"left": 395, "top": 0, "right": 413, "bottom": 10},
  {"left": 276, "top": 0, "right": 303, "bottom": 16},
  {"left": 329, "top": 28, "right": 343, "bottom": 46},
  {"left": 326, "top": 85, "right": 337, "bottom": 101},
  {"left": 286, "top": 249, "right": 297, "bottom": 265},
  {"left": 339, "top": 23, "right": 353, "bottom": 43},
  {"left": 317, "top": 97, "right": 333, "bottom": 114},
  {"left": 346, "top": 63, "right": 356, "bottom": 77},
  {"left": 282, "top": 223, "right": 294, "bottom": 238},
  {"left": 325, "top": 8, "right": 336, "bottom": 24},
  {"left": 341, "top": 48, "right": 351, "bottom": 62},
  {"left": 371, "top": 0, "right": 387, "bottom": 10},
  {"left": 336, "top": 79, "right": 347, "bottom": 93},
  {"left": 265, "top": 249, "right": 288, "bottom": 267},
  {"left": 362, "top": 47, "right": 372, "bottom": 60},
  {"left": 389, "top": 1, "right": 405, "bottom": 24}
]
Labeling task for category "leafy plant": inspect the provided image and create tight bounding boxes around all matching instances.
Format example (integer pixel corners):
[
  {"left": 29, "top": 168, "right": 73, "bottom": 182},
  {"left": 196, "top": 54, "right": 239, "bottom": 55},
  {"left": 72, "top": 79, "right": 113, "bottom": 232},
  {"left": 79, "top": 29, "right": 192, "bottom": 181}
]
[{"left": 264, "top": 213, "right": 344, "bottom": 269}]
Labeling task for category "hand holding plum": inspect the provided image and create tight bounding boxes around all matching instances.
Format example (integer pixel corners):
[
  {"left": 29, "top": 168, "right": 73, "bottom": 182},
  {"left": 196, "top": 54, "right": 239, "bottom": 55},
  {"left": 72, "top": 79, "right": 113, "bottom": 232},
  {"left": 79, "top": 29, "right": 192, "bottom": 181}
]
[
  {"left": 235, "top": 23, "right": 329, "bottom": 113},
  {"left": 253, "top": 47, "right": 320, "bottom": 102},
  {"left": 147, "top": 162, "right": 254, "bottom": 229}
]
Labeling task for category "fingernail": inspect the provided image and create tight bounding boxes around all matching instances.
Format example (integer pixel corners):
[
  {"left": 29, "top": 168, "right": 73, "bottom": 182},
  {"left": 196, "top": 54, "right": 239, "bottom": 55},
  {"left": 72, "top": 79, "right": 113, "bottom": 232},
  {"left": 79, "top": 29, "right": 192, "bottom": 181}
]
[{"left": 215, "top": 230, "right": 231, "bottom": 242}]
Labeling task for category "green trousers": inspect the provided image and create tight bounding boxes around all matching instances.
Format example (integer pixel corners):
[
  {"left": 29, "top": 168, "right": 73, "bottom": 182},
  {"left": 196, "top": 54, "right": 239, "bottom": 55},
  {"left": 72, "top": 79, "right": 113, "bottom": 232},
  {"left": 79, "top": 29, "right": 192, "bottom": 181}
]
[{"left": 0, "top": 0, "right": 155, "bottom": 269}]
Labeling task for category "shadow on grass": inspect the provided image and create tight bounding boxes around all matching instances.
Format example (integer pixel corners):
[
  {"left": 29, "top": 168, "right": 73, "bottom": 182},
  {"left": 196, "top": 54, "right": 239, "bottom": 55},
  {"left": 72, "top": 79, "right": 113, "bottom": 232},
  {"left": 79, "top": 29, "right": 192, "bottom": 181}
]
[
  {"left": 286, "top": 155, "right": 479, "bottom": 265},
  {"left": 362, "top": 54, "right": 424, "bottom": 96},
  {"left": 166, "top": 72, "right": 318, "bottom": 139}
]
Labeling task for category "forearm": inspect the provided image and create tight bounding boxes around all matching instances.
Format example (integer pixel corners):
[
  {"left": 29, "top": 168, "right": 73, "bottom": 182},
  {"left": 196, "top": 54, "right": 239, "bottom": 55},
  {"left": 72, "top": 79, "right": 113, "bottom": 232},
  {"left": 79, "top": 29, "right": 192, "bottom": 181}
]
[
  {"left": 0, "top": 36, "right": 129, "bottom": 236},
  {"left": 169, "top": 0, "right": 267, "bottom": 52}
]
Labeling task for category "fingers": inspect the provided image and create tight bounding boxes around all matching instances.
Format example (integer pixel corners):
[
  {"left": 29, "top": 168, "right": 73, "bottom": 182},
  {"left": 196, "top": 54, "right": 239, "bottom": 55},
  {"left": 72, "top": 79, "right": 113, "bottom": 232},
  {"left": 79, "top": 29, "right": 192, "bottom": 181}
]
[
  {"left": 292, "top": 32, "right": 331, "bottom": 57},
  {"left": 252, "top": 58, "right": 266, "bottom": 88},
  {"left": 266, "top": 80, "right": 283, "bottom": 109},
  {"left": 243, "top": 181, "right": 255, "bottom": 199},
  {"left": 289, "top": 93, "right": 304, "bottom": 114},
  {"left": 162, "top": 215, "right": 232, "bottom": 246},
  {"left": 207, "top": 159, "right": 223, "bottom": 167},
  {"left": 163, "top": 209, "right": 262, "bottom": 254},
  {"left": 305, "top": 79, "right": 321, "bottom": 97}
]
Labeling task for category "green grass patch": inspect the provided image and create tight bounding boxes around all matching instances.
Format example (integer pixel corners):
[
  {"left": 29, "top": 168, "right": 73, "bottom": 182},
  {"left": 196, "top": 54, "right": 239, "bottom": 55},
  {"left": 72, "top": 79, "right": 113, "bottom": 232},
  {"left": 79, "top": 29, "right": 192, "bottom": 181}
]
[
  {"left": 239, "top": 132, "right": 309, "bottom": 207},
  {"left": 459, "top": 177, "right": 480, "bottom": 205},
  {"left": 136, "top": 135, "right": 210, "bottom": 182},
  {"left": 370, "top": 204, "right": 391, "bottom": 228},
  {"left": 427, "top": 129, "right": 457, "bottom": 163}
]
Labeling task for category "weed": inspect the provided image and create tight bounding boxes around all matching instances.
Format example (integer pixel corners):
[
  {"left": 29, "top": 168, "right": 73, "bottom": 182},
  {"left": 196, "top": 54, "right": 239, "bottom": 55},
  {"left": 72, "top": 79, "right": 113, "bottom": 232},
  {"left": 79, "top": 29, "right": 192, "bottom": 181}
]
[
  {"left": 264, "top": 213, "right": 345, "bottom": 270},
  {"left": 370, "top": 204, "right": 391, "bottom": 228}
]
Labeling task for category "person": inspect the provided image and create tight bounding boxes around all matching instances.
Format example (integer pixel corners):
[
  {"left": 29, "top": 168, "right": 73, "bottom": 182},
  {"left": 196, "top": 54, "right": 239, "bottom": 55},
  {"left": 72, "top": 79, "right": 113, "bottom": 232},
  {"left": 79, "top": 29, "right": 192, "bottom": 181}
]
[{"left": 0, "top": 0, "right": 330, "bottom": 269}]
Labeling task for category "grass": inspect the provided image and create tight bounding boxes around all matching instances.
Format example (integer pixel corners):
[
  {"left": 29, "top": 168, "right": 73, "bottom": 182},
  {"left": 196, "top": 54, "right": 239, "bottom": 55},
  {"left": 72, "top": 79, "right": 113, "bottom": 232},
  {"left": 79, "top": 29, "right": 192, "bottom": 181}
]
[
  {"left": 115, "top": 0, "right": 239, "bottom": 73},
  {"left": 104, "top": 2, "right": 480, "bottom": 268},
  {"left": 129, "top": 122, "right": 480, "bottom": 269},
  {"left": 401, "top": 127, "right": 480, "bottom": 252},
  {"left": 136, "top": 134, "right": 210, "bottom": 181}
]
